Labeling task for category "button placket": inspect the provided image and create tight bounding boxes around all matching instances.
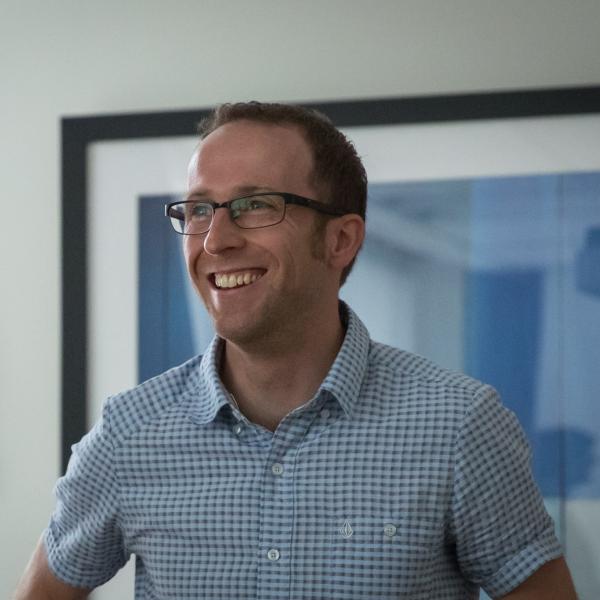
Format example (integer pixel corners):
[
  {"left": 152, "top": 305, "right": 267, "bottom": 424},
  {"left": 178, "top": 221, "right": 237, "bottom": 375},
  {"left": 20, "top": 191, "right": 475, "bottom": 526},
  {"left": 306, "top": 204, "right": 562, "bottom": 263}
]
[{"left": 256, "top": 413, "right": 314, "bottom": 597}]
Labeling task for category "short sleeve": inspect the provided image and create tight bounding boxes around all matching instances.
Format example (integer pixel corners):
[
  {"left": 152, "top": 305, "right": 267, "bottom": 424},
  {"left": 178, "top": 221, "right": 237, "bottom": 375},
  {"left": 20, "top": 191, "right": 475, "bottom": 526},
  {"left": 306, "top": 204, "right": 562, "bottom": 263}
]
[
  {"left": 450, "top": 386, "right": 563, "bottom": 598},
  {"left": 44, "top": 398, "right": 128, "bottom": 588}
]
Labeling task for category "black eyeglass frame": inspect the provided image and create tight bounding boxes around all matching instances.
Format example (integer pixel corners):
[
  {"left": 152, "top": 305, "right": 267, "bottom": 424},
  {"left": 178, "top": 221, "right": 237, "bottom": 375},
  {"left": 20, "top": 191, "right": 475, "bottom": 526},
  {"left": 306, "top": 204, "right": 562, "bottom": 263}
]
[{"left": 165, "top": 192, "right": 348, "bottom": 235}]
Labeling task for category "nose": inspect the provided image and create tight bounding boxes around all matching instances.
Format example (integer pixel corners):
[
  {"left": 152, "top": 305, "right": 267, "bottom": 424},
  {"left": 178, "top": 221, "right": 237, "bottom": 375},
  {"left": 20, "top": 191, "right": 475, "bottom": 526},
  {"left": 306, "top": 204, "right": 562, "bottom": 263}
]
[{"left": 202, "top": 207, "right": 245, "bottom": 255}]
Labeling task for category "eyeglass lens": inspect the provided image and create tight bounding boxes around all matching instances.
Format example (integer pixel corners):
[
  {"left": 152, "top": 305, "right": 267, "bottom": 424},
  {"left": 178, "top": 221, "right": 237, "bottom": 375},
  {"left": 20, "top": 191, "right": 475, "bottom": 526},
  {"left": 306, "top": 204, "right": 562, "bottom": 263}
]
[{"left": 168, "top": 194, "right": 286, "bottom": 234}]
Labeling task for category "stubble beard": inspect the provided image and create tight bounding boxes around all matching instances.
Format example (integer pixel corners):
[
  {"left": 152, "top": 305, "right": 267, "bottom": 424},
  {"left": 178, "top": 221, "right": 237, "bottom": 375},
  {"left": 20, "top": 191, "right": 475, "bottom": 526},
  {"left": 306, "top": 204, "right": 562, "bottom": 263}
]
[
  {"left": 211, "top": 285, "right": 318, "bottom": 355},
  {"left": 208, "top": 222, "right": 330, "bottom": 352}
]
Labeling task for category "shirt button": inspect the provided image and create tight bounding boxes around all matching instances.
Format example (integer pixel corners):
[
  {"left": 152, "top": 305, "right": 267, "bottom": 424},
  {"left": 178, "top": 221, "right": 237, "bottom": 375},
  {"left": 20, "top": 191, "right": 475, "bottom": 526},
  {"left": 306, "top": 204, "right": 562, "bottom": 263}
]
[
  {"left": 267, "top": 548, "right": 280, "bottom": 561},
  {"left": 320, "top": 408, "right": 330, "bottom": 419},
  {"left": 271, "top": 463, "right": 284, "bottom": 475},
  {"left": 234, "top": 423, "right": 243, "bottom": 435},
  {"left": 383, "top": 523, "right": 397, "bottom": 537}
]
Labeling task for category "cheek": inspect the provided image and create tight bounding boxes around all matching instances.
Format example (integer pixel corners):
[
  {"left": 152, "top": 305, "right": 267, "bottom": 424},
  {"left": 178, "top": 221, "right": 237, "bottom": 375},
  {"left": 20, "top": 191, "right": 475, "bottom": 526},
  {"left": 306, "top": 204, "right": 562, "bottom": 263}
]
[
  {"left": 284, "top": 246, "right": 317, "bottom": 287},
  {"left": 183, "top": 238, "right": 203, "bottom": 276}
]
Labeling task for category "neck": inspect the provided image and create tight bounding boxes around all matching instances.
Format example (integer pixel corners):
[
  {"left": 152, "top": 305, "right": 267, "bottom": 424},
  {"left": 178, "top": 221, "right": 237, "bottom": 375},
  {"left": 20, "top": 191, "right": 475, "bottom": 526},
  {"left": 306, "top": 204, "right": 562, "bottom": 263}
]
[{"left": 220, "top": 303, "right": 345, "bottom": 431}]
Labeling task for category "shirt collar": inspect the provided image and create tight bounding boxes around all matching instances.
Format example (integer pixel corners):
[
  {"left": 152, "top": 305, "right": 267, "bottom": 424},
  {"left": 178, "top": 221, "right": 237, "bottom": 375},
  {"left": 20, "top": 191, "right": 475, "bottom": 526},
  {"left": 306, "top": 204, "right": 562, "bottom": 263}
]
[
  {"left": 187, "top": 302, "right": 371, "bottom": 425},
  {"left": 186, "top": 336, "right": 231, "bottom": 424},
  {"left": 319, "top": 302, "right": 371, "bottom": 417}
]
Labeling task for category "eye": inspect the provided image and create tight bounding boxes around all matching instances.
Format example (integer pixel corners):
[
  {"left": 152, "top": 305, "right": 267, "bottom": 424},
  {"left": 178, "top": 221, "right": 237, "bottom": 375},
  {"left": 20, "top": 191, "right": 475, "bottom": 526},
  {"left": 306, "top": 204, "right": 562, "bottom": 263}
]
[
  {"left": 252, "top": 199, "right": 274, "bottom": 210},
  {"left": 230, "top": 198, "right": 264, "bottom": 218},
  {"left": 190, "top": 203, "right": 212, "bottom": 219},
  {"left": 239, "top": 195, "right": 280, "bottom": 211}
]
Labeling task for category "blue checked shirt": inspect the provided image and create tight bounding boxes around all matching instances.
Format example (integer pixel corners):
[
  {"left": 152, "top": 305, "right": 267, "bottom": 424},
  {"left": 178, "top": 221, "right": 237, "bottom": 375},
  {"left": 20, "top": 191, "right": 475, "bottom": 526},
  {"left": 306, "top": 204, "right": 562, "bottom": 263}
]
[{"left": 45, "top": 304, "right": 562, "bottom": 599}]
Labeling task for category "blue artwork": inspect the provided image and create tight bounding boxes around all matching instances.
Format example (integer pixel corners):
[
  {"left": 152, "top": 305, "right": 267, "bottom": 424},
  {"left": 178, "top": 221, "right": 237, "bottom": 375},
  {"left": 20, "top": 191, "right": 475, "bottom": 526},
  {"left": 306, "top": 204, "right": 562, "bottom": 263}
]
[
  {"left": 138, "top": 173, "right": 600, "bottom": 510},
  {"left": 138, "top": 196, "right": 196, "bottom": 383}
]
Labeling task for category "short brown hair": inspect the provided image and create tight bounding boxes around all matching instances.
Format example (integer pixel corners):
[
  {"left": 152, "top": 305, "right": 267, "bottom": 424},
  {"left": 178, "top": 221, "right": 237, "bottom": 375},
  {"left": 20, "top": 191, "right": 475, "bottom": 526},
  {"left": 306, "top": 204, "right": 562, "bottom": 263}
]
[{"left": 198, "top": 101, "right": 367, "bottom": 285}]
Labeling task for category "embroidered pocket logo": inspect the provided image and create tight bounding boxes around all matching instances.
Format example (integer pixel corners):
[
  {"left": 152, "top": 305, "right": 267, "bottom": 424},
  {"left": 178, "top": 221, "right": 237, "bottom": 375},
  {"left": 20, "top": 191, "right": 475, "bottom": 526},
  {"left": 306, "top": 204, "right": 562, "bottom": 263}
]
[{"left": 339, "top": 519, "right": 354, "bottom": 538}]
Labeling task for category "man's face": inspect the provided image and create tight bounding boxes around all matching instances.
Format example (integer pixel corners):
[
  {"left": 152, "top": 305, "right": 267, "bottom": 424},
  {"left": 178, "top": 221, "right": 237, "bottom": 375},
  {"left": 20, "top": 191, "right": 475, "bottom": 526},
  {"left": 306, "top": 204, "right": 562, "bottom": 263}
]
[{"left": 184, "top": 120, "right": 335, "bottom": 347}]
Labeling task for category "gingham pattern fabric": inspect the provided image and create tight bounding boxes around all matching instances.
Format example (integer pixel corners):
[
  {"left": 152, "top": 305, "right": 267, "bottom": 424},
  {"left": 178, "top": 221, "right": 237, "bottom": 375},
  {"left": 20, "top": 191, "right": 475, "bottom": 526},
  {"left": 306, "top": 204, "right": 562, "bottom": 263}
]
[{"left": 45, "top": 304, "right": 562, "bottom": 599}]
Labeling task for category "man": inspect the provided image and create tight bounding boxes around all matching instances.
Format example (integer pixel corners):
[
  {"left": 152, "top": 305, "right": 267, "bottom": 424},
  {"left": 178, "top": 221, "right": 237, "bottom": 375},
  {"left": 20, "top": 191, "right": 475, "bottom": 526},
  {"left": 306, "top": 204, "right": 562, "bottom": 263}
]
[{"left": 16, "top": 102, "right": 576, "bottom": 599}]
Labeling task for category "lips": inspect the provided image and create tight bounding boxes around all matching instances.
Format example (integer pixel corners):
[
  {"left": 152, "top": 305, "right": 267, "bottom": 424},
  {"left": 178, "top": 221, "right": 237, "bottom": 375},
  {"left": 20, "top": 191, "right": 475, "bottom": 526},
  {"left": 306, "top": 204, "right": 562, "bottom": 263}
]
[{"left": 212, "top": 269, "right": 265, "bottom": 289}]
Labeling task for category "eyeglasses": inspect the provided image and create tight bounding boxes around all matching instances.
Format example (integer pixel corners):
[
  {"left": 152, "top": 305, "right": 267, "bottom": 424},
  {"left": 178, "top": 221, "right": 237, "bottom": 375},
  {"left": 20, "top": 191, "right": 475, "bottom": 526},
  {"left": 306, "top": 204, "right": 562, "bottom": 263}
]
[{"left": 165, "top": 192, "right": 347, "bottom": 235}]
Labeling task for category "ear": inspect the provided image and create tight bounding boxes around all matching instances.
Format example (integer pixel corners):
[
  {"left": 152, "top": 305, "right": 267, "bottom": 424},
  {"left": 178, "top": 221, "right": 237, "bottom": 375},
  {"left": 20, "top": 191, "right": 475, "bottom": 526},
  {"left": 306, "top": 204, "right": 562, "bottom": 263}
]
[{"left": 325, "top": 214, "right": 365, "bottom": 272}]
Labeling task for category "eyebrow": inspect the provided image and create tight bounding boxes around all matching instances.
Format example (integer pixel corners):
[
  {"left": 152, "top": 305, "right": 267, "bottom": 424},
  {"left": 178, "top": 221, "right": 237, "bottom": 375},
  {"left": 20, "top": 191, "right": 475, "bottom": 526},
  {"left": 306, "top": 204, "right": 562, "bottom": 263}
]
[{"left": 185, "top": 185, "right": 275, "bottom": 201}]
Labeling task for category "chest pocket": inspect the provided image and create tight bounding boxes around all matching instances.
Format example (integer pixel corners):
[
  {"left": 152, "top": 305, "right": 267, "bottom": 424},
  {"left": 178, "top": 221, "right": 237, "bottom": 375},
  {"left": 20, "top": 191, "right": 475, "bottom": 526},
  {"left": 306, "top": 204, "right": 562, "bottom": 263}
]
[{"left": 327, "top": 514, "right": 438, "bottom": 598}]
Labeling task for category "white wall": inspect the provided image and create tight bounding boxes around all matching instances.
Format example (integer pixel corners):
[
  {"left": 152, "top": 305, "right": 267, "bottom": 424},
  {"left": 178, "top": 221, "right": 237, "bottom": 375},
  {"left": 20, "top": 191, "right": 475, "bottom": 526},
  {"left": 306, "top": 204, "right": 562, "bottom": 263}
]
[{"left": 2, "top": 0, "right": 600, "bottom": 597}]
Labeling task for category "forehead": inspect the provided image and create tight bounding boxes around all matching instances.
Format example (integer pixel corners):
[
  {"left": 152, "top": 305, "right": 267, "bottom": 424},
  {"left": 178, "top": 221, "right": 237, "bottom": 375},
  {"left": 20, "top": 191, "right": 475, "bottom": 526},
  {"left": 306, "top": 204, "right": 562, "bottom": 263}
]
[{"left": 187, "top": 120, "right": 316, "bottom": 197}]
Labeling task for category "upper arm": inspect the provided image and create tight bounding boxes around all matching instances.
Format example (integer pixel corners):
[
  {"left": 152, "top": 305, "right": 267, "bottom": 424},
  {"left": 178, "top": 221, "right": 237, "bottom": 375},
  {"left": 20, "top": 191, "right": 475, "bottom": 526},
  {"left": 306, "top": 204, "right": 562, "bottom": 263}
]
[
  {"left": 451, "top": 387, "right": 565, "bottom": 595},
  {"left": 14, "top": 538, "right": 91, "bottom": 600},
  {"left": 45, "top": 400, "right": 127, "bottom": 587},
  {"left": 497, "top": 557, "right": 577, "bottom": 599}
]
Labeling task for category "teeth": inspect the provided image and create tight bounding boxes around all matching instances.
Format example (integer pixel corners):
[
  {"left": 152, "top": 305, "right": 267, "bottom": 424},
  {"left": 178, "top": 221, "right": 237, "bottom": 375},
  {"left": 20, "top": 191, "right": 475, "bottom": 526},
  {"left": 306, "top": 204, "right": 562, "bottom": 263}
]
[{"left": 215, "top": 271, "right": 262, "bottom": 289}]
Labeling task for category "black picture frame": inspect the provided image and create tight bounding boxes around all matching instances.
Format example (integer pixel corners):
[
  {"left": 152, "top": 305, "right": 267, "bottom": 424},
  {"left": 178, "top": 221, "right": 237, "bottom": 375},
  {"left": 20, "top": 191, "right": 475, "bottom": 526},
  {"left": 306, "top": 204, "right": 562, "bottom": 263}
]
[{"left": 61, "top": 86, "right": 600, "bottom": 472}]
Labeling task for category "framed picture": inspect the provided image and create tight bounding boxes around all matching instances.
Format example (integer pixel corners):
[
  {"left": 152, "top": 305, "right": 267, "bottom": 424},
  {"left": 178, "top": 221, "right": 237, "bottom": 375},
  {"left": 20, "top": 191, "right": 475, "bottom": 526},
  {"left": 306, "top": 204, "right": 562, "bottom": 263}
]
[{"left": 63, "top": 87, "right": 600, "bottom": 596}]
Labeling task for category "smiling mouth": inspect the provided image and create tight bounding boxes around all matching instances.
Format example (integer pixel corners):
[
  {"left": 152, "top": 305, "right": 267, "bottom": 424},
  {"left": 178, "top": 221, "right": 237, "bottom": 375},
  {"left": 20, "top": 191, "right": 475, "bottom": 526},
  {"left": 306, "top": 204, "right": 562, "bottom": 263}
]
[{"left": 213, "top": 270, "right": 265, "bottom": 289}]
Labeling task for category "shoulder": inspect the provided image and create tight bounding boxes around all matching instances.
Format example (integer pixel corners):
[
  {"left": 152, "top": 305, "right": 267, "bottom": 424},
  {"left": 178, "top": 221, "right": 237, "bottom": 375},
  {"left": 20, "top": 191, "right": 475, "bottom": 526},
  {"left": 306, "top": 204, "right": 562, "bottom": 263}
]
[
  {"left": 368, "top": 340, "right": 490, "bottom": 394},
  {"left": 101, "top": 355, "right": 204, "bottom": 446},
  {"left": 362, "top": 340, "right": 497, "bottom": 419}
]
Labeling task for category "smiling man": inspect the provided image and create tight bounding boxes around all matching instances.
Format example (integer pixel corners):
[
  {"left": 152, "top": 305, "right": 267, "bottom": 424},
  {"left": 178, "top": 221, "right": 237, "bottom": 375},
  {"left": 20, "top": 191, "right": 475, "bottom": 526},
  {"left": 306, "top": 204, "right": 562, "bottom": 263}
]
[
  {"left": 16, "top": 102, "right": 576, "bottom": 599},
  {"left": 180, "top": 118, "right": 361, "bottom": 432}
]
